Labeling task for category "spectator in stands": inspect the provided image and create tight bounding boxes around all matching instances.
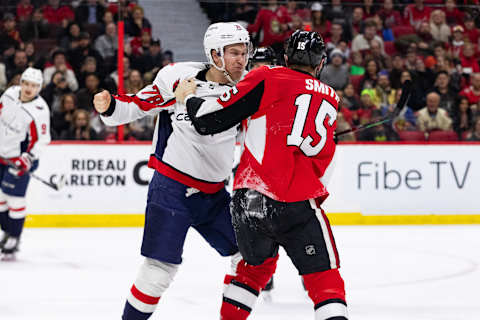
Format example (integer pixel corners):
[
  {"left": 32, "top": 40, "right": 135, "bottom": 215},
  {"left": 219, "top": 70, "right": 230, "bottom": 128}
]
[
  {"left": 133, "top": 39, "right": 163, "bottom": 77},
  {"left": 342, "top": 82, "right": 361, "bottom": 110},
  {"left": 403, "top": 0, "right": 431, "bottom": 30},
  {"left": 76, "top": 0, "right": 106, "bottom": 29},
  {"left": 60, "top": 22, "right": 82, "bottom": 51},
  {"left": 319, "top": 48, "right": 349, "bottom": 90},
  {"left": 41, "top": 70, "right": 73, "bottom": 113},
  {"left": 460, "top": 43, "right": 480, "bottom": 76},
  {"left": 94, "top": 22, "right": 118, "bottom": 61},
  {"left": 78, "top": 56, "right": 101, "bottom": 90},
  {"left": 377, "top": 0, "right": 402, "bottom": 31},
  {"left": 443, "top": 0, "right": 464, "bottom": 26},
  {"left": 101, "top": 10, "right": 115, "bottom": 33},
  {"left": 310, "top": 2, "right": 331, "bottom": 38},
  {"left": 51, "top": 93, "right": 78, "bottom": 139},
  {"left": 105, "top": 56, "right": 131, "bottom": 92},
  {"left": 124, "top": 69, "right": 143, "bottom": 94},
  {"left": 450, "top": 25, "right": 465, "bottom": 58},
  {"left": 429, "top": 10, "right": 450, "bottom": 43},
  {"left": 417, "top": 92, "right": 453, "bottom": 132},
  {"left": 0, "top": 13, "right": 22, "bottom": 56},
  {"left": 125, "top": 5, "right": 152, "bottom": 37},
  {"left": 349, "top": 51, "right": 365, "bottom": 76},
  {"left": 336, "top": 112, "right": 356, "bottom": 142},
  {"left": 367, "top": 38, "right": 390, "bottom": 70},
  {"left": 351, "top": 19, "right": 384, "bottom": 55},
  {"left": 372, "top": 71, "right": 396, "bottom": 108},
  {"left": 324, "top": 0, "right": 349, "bottom": 29},
  {"left": 390, "top": 54, "right": 405, "bottom": 89},
  {"left": 360, "top": 59, "right": 380, "bottom": 91},
  {"left": 324, "top": 22, "right": 345, "bottom": 52},
  {"left": 76, "top": 73, "right": 100, "bottom": 112},
  {"left": 19, "top": 7, "right": 49, "bottom": 41},
  {"left": 231, "top": 0, "right": 258, "bottom": 26},
  {"left": 415, "top": 22, "right": 434, "bottom": 54},
  {"left": 43, "top": 50, "right": 79, "bottom": 91},
  {"left": 431, "top": 71, "right": 458, "bottom": 115},
  {"left": 286, "top": 0, "right": 310, "bottom": 22},
  {"left": 68, "top": 32, "right": 104, "bottom": 74},
  {"left": 60, "top": 109, "right": 98, "bottom": 140},
  {"left": 463, "top": 15, "right": 480, "bottom": 48},
  {"left": 349, "top": 7, "right": 364, "bottom": 40},
  {"left": 130, "top": 29, "right": 152, "bottom": 57},
  {"left": 17, "top": 0, "right": 34, "bottom": 24},
  {"left": 460, "top": 73, "right": 480, "bottom": 111},
  {"left": 452, "top": 96, "right": 474, "bottom": 139},
  {"left": 362, "top": 0, "right": 377, "bottom": 19},
  {"left": 42, "top": 0, "right": 75, "bottom": 26},
  {"left": 6, "top": 50, "right": 29, "bottom": 82},
  {"left": 466, "top": 117, "right": 480, "bottom": 141},
  {"left": 248, "top": 0, "right": 290, "bottom": 51}
]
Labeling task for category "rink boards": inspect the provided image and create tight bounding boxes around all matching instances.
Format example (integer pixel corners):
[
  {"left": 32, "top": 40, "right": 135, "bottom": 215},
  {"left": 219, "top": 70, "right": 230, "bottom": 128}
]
[{"left": 24, "top": 142, "right": 480, "bottom": 227}]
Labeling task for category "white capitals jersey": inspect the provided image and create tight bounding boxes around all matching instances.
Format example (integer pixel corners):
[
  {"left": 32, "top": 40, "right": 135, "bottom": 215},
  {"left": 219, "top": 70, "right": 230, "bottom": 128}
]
[
  {"left": 0, "top": 86, "right": 51, "bottom": 161},
  {"left": 101, "top": 62, "right": 240, "bottom": 193}
]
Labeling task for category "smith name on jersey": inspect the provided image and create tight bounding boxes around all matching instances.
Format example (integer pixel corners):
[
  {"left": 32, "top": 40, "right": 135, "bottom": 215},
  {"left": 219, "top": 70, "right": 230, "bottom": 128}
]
[
  {"left": 186, "top": 65, "right": 340, "bottom": 203},
  {"left": 0, "top": 86, "right": 51, "bottom": 162},
  {"left": 100, "top": 62, "right": 240, "bottom": 193}
]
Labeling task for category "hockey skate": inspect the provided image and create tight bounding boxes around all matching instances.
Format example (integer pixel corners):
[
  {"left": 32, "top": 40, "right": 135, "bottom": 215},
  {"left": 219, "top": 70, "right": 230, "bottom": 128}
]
[
  {"left": 1, "top": 236, "right": 19, "bottom": 261},
  {"left": 261, "top": 277, "right": 274, "bottom": 302},
  {"left": 0, "top": 231, "right": 8, "bottom": 249}
]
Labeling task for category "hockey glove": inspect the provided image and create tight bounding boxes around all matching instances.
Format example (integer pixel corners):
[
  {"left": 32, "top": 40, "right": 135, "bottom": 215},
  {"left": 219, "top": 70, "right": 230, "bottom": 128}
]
[{"left": 10, "top": 153, "right": 34, "bottom": 177}]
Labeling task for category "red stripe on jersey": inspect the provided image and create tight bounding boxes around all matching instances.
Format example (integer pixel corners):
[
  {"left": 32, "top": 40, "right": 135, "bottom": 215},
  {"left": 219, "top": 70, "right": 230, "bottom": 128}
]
[
  {"left": 315, "top": 199, "right": 340, "bottom": 267},
  {"left": 148, "top": 156, "right": 224, "bottom": 194},
  {"left": 0, "top": 102, "right": 3, "bottom": 110},
  {"left": 27, "top": 121, "right": 38, "bottom": 152},
  {"left": 9, "top": 207, "right": 26, "bottom": 212},
  {"left": 113, "top": 95, "right": 176, "bottom": 111},
  {"left": 130, "top": 285, "right": 160, "bottom": 305},
  {"left": 0, "top": 201, "right": 6, "bottom": 205}
]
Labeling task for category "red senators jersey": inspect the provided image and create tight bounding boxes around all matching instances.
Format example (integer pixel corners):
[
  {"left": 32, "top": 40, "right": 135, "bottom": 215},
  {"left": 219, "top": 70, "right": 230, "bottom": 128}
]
[{"left": 186, "top": 66, "right": 339, "bottom": 202}]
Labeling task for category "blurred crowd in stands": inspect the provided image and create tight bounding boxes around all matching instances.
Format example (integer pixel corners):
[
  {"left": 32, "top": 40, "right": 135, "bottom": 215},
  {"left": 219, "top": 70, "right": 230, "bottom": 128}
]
[
  {"left": 202, "top": 0, "right": 480, "bottom": 142},
  {"left": 1, "top": 0, "right": 480, "bottom": 142},
  {"left": 0, "top": 0, "right": 173, "bottom": 141}
]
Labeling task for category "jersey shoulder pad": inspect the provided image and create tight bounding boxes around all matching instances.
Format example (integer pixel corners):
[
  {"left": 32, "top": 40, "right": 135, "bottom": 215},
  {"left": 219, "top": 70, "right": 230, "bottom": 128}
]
[{"left": 155, "top": 62, "right": 207, "bottom": 87}]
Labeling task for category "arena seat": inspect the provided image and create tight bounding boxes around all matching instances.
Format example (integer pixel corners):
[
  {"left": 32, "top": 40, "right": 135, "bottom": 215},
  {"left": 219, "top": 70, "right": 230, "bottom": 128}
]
[
  {"left": 398, "top": 130, "right": 426, "bottom": 141},
  {"left": 427, "top": 130, "right": 458, "bottom": 141}
]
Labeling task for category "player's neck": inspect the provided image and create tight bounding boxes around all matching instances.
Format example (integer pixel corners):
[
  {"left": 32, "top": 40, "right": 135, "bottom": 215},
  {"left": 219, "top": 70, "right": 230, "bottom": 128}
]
[{"left": 206, "top": 67, "right": 230, "bottom": 85}]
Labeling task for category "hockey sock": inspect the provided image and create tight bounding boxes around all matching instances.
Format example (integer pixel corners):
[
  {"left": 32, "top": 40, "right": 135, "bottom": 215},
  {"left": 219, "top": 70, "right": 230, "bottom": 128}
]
[
  {"left": 6, "top": 217, "right": 25, "bottom": 238},
  {"left": 221, "top": 255, "right": 279, "bottom": 320},
  {"left": 122, "top": 300, "right": 153, "bottom": 320},
  {"left": 0, "top": 211, "right": 7, "bottom": 231},
  {"left": 302, "top": 269, "right": 348, "bottom": 320}
]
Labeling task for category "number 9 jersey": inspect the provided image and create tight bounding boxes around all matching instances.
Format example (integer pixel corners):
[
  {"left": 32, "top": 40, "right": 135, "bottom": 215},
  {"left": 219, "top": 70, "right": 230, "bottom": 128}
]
[{"left": 186, "top": 65, "right": 339, "bottom": 203}]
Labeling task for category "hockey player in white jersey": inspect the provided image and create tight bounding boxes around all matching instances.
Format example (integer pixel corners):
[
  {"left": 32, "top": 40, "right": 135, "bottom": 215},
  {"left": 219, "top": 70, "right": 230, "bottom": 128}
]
[
  {"left": 93, "top": 22, "right": 253, "bottom": 320},
  {"left": 0, "top": 67, "right": 51, "bottom": 260}
]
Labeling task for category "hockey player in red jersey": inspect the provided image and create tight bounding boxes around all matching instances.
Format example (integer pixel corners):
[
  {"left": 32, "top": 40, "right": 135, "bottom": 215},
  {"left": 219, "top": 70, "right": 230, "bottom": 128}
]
[{"left": 176, "top": 30, "right": 347, "bottom": 320}]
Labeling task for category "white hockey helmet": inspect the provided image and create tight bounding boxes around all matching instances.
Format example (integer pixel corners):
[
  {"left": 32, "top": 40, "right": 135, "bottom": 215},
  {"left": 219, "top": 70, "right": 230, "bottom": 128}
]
[
  {"left": 20, "top": 67, "right": 43, "bottom": 88},
  {"left": 203, "top": 22, "right": 251, "bottom": 82}
]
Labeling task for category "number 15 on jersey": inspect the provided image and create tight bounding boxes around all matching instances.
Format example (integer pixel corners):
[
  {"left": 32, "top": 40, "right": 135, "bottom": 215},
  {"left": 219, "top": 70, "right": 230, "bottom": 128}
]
[{"left": 287, "top": 94, "right": 337, "bottom": 157}]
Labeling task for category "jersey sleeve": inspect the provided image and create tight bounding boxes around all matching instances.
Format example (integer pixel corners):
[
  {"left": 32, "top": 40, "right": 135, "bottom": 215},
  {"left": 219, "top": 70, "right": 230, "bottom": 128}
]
[
  {"left": 186, "top": 66, "right": 268, "bottom": 135},
  {"left": 28, "top": 101, "right": 51, "bottom": 159},
  {"left": 100, "top": 64, "right": 178, "bottom": 126}
]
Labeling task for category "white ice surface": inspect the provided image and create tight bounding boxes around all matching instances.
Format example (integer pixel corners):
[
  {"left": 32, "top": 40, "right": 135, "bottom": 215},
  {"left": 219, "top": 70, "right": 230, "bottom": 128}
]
[{"left": 1, "top": 226, "right": 479, "bottom": 320}]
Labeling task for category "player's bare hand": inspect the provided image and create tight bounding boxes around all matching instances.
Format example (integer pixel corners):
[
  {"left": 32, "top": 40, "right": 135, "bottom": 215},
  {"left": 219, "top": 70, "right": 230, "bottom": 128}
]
[
  {"left": 93, "top": 90, "right": 111, "bottom": 113},
  {"left": 174, "top": 78, "right": 197, "bottom": 104}
]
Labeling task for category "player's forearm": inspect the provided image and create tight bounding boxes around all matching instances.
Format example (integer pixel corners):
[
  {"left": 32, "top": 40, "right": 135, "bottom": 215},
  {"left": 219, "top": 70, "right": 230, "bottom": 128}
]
[{"left": 100, "top": 94, "right": 147, "bottom": 126}]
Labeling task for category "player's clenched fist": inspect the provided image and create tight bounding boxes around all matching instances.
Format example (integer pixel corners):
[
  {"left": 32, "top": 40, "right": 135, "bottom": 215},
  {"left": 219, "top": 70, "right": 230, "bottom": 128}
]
[
  {"left": 93, "top": 90, "right": 111, "bottom": 113},
  {"left": 174, "top": 78, "right": 197, "bottom": 104}
]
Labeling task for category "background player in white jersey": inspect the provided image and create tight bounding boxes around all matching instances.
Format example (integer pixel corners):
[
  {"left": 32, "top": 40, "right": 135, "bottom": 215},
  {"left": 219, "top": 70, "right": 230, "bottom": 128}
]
[
  {"left": 93, "top": 23, "right": 253, "bottom": 320},
  {"left": 0, "top": 67, "right": 51, "bottom": 260}
]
